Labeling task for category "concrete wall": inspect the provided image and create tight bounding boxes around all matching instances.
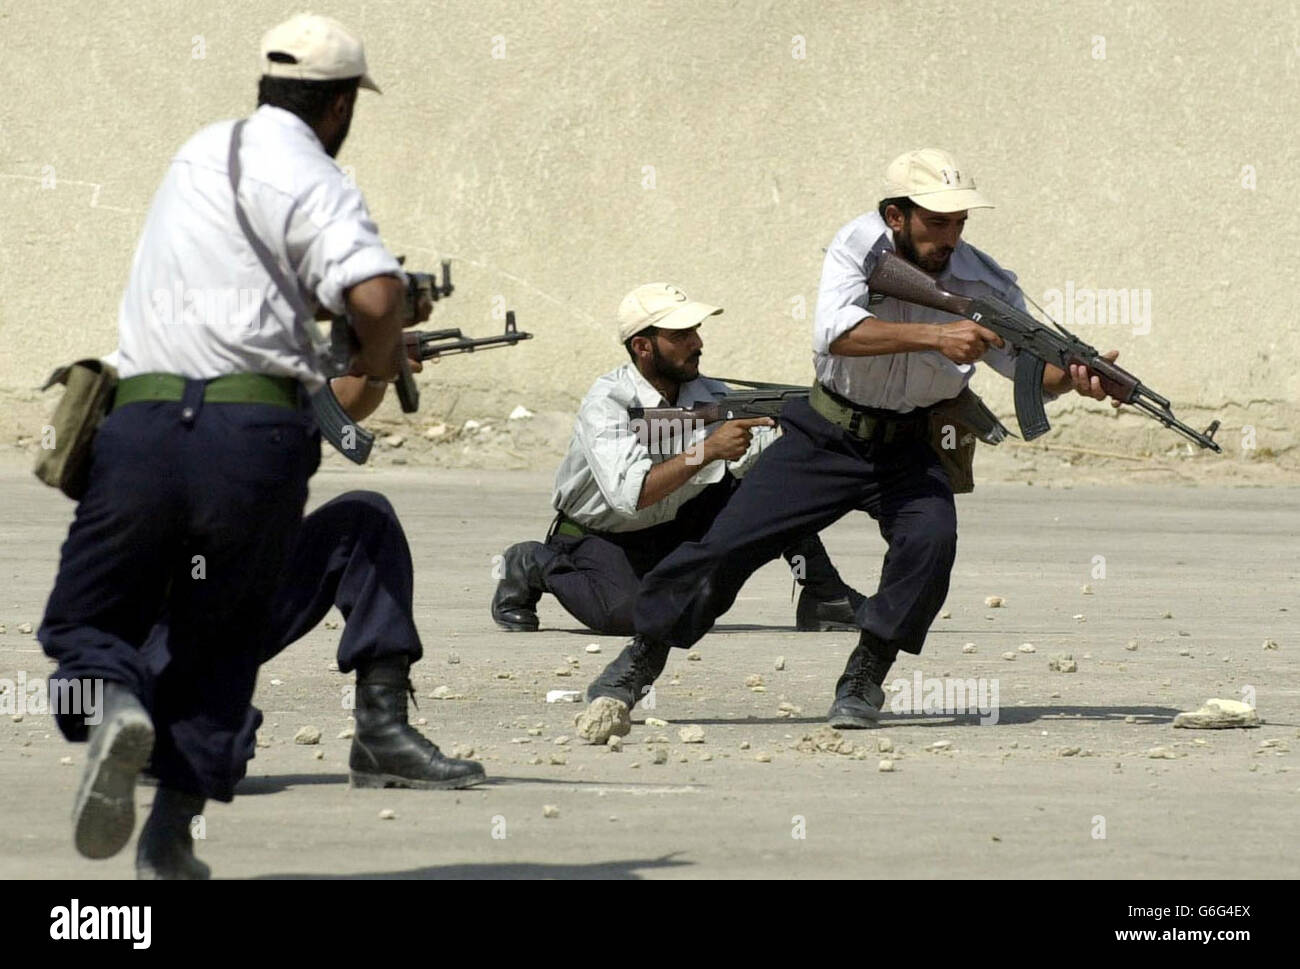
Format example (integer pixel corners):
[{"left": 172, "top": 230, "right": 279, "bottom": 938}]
[{"left": 2, "top": 0, "right": 1295, "bottom": 463}]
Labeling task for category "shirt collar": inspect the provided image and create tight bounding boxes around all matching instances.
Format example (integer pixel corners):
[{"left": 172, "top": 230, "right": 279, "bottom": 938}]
[{"left": 253, "top": 104, "right": 328, "bottom": 153}]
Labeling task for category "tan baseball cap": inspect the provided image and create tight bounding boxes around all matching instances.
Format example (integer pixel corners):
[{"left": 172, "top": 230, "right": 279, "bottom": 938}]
[
  {"left": 261, "top": 13, "right": 381, "bottom": 93},
  {"left": 617, "top": 283, "right": 722, "bottom": 342},
  {"left": 883, "top": 148, "right": 991, "bottom": 213}
]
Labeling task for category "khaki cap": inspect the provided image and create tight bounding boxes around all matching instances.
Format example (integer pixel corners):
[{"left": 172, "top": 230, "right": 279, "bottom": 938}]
[
  {"left": 617, "top": 283, "right": 722, "bottom": 343},
  {"left": 260, "top": 13, "right": 381, "bottom": 93},
  {"left": 883, "top": 148, "right": 991, "bottom": 213}
]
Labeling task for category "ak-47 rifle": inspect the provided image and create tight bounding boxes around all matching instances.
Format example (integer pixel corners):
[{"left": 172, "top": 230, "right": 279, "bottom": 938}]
[
  {"left": 866, "top": 250, "right": 1222, "bottom": 452},
  {"left": 312, "top": 260, "right": 534, "bottom": 463},
  {"left": 628, "top": 377, "right": 808, "bottom": 426}
]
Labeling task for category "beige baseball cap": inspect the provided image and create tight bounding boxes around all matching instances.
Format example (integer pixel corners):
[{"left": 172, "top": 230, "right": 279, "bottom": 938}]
[
  {"left": 617, "top": 283, "right": 722, "bottom": 342},
  {"left": 883, "top": 148, "right": 991, "bottom": 213},
  {"left": 261, "top": 13, "right": 381, "bottom": 93}
]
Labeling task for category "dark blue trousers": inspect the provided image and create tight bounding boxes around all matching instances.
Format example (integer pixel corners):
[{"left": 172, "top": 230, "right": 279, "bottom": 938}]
[
  {"left": 543, "top": 476, "right": 854, "bottom": 636},
  {"left": 140, "top": 490, "right": 423, "bottom": 777},
  {"left": 634, "top": 398, "right": 957, "bottom": 654},
  {"left": 39, "top": 390, "right": 317, "bottom": 802}
]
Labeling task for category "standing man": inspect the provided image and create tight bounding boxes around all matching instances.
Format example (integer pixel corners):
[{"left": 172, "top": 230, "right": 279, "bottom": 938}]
[
  {"left": 576, "top": 150, "right": 1120, "bottom": 742},
  {"left": 491, "top": 283, "right": 863, "bottom": 637},
  {"left": 38, "top": 14, "right": 423, "bottom": 879}
]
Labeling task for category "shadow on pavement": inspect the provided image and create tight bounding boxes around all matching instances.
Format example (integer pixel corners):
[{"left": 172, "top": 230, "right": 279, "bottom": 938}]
[{"left": 254, "top": 853, "right": 691, "bottom": 880}]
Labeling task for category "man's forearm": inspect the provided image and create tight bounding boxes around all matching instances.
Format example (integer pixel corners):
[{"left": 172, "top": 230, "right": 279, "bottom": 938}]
[
  {"left": 636, "top": 447, "right": 715, "bottom": 510},
  {"left": 331, "top": 375, "right": 387, "bottom": 423},
  {"left": 829, "top": 318, "right": 941, "bottom": 357}
]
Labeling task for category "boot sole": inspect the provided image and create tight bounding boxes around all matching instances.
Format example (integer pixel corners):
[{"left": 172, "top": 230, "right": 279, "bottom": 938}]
[
  {"left": 797, "top": 620, "right": 860, "bottom": 632},
  {"left": 493, "top": 619, "right": 539, "bottom": 632},
  {"left": 73, "top": 714, "right": 154, "bottom": 860},
  {"left": 349, "top": 768, "right": 487, "bottom": 791},
  {"left": 827, "top": 713, "right": 879, "bottom": 729}
]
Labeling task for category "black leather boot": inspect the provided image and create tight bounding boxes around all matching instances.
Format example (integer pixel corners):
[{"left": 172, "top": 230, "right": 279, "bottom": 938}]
[
  {"left": 136, "top": 787, "right": 210, "bottom": 880},
  {"left": 826, "top": 631, "right": 897, "bottom": 729},
  {"left": 584, "top": 635, "right": 671, "bottom": 710},
  {"left": 350, "top": 657, "right": 486, "bottom": 790},
  {"left": 491, "top": 541, "right": 554, "bottom": 632},
  {"left": 73, "top": 682, "right": 154, "bottom": 860},
  {"left": 795, "top": 588, "right": 866, "bottom": 632}
]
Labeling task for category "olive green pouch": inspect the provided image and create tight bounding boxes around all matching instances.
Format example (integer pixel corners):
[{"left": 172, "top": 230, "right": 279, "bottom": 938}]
[{"left": 33, "top": 359, "right": 118, "bottom": 500}]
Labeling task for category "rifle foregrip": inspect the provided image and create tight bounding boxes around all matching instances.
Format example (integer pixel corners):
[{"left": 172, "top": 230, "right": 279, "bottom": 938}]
[{"left": 1013, "top": 353, "right": 1050, "bottom": 441}]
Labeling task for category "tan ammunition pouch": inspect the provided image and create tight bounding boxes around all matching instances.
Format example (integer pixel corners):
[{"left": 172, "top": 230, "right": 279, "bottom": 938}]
[
  {"left": 927, "top": 388, "right": 1010, "bottom": 495},
  {"left": 33, "top": 358, "right": 119, "bottom": 501}
]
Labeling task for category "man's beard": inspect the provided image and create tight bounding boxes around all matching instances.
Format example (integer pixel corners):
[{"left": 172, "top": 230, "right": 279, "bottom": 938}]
[
  {"left": 323, "top": 111, "right": 352, "bottom": 158},
  {"left": 896, "top": 223, "right": 952, "bottom": 275},
  {"left": 651, "top": 341, "right": 700, "bottom": 384}
]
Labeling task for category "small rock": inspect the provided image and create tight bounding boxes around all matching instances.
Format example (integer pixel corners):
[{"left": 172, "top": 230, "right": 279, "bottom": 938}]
[
  {"left": 678, "top": 725, "right": 706, "bottom": 744},
  {"left": 651, "top": 747, "right": 668, "bottom": 765},
  {"left": 542, "top": 804, "right": 560, "bottom": 818},
  {"left": 383, "top": 434, "right": 404, "bottom": 448},
  {"left": 293, "top": 726, "right": 321, "bottom": 745},
  {"left": 11, "top": 714, "right": 23, "bottom": 723},
  {"left": 566, "top": 655, "right": 580, "bottom": 666},
  {"left": 429, "top": 685, "right": 456, "bottom": 699},
  {"left": 17, "top": 622, "right": 34, "bottom": 634},
  {"left": 1018, "top": 643, "right": 1036, "bottom": 654},
  {"left": 528, "top": 756, "right": 543, "bottom": 765},
  {"left": 314, "top": 750, "right": 324, "bottom": 760},
  {"left": 549, "top": 753, "right": 567, "bottom": 766},
  {"left": 1124, "top": 715, "right": 1137, "bottom": 724},
  {"left": 1058, "top": 747, "right": 1081, "bottom": 757},
  {"left": 984, "top": 596, "right": 1004, "bottom": 608},
  {"left": 1178, "top": 648, "right": 1190, "bottom": 657},
  {"left": 686, "top": 651, "right": 702, "bottom": 661},
  {"left": 574, "top": 697, "right": 631, "bottom": 744},
  {"left": 1072, "top": 614, "right": 1086, "bottom": 621},
  {"left": 337, "top": 728, "right": 354, "bottom": 739},
  {"left": 744, "top": 674, "right": 764, "bottom": 688},
  {"left": 446, "top": 652, "right": 460, "bottom": 664},
  {"left": 1173, "top": 699, "right": 1261, "bottom": 730},
  {"left": 1161, "top": 610, "right": 1173, "bottom": 619},
  {"left": 1049, "top": 654, "right": 1078, "bottom": 673},
  {"left": 607, "top": 735, "right": 623, "bottom": 752},
  {"left": 508, "top": 405, "right": 534, "bottom": 420},
  {"left": 878, "top": 738, "right": 894, "bottom": 753},
  {"left": 379, "top": 809, "right": 396, "bottom": 820},
  {"left": 1125, "top": 640, "right": 1138, "bottom": 651},
  {"left": 554, "top": 735, "right": 571, "bottom": 745},
  {"left": 59, "top": 756, "right": 73, "bottom": 766},
  {"left": 269, "top": 679, "right": 282, "bottom": 686},
  {"left": 323, "top": 618, "right": 340, "bottom": 630},
  {"left": 962, "top": 643, "right": 977, "bottom": 654},
  {"left": 415, "top": 717, "right": 427, "bottom": 726},
  {"left": 928, "top": 740, "right": 952, "bottom": 751},
  {"left": 755, "top": 752, "right": 772, "bottom": 763},
  {"left": 940, "top": 609, "right": 952, "bottom": 619},
  {"left": 1146, "top": 746, "right": 1178, "bottom": 759},
  {"left": 1002, "top": 651, "right": 1016, "bottom": 661},
  {"left": 546, "top": 690, "right": 582, "bottom": 703},
  {"left": 699, "top": 751, "right": 713, "bottom": 761},
  {"left": 739, "top": 741, "right": 751, "bottom": 750},
  {"left": 774, "top": 656, "right": 786, "bottom": 671},
  {"left": 585, "top": 643, "right": 601, "bottom": 654},
  {"left": 1263, "top": 639, "right": 1279, "bottom": 650},
  {"left": 462, "top": 419, "right": 482, "bottom": 432},
  {"left": 526, "top": 727, "right": 542, "bottom": 737},
  {"left": 1081, "top": 584, "right": 1093, "bottom": 595},
  {"left": 495, "top": 672, "right": 513, "bottom": 680},
  {"left": 423, "top": 423, "right": 448, "bottom": 440},
  {"left": 776, "top": 701, "right": 802, "bottom": 717},
  {"left": 878, "top": 759, "right": 895, "bottom": 772},
  {"left": 645, "top": 717, "right": 669, "bottom": 728}
]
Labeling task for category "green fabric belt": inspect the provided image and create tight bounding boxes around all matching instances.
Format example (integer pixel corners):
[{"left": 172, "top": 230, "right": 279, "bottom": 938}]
[
  {"left": 809, "top": 383, "right": 928, "bottom": 444},
  {"left": 554, "top": 518, "right": 588, "bottom": 539},
  {"left": 113, "top": 373, "right": 301, "bottom": 411}
]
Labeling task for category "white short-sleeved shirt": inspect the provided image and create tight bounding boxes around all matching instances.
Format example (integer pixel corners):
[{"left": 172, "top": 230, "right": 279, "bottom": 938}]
[
  {"left": 813, "top": 210, "right": 1030, "bottom": 412},
  {"left": 116, "top": 105, "right": 403, "bottom": 392},
  {"left": 552, "top": 363, "right": 777, "bottom": 533}
]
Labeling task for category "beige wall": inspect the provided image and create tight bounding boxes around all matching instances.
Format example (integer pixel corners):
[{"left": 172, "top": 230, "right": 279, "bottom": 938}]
[{"left": 1, "top": 0, "right": 1295, "bottom": 462}]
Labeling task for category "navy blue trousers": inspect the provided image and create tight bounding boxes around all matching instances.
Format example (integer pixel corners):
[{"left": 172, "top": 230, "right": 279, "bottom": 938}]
[
  {"left": 138, "top": 490, "right": 423, "bottom": 778},
  {"left": 634, "top": 398, "right": 957, "bottom": 654},
  {"left": 543, "top": 476, "right": 854, "bottom": 636},
  {"left": 39, "top": 391, "right": 317, "bottom": 802}
]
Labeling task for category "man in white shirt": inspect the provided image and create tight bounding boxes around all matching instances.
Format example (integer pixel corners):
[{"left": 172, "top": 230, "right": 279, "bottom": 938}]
[
  {"left": 36, "top": 15, "right": 481, "bottom": 881},
  {"left": 491, "top": 283, "right": 863, "bottom": 636},
  {"left": 577, "top": 150, "right": 1120, "bottom": 743}
]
